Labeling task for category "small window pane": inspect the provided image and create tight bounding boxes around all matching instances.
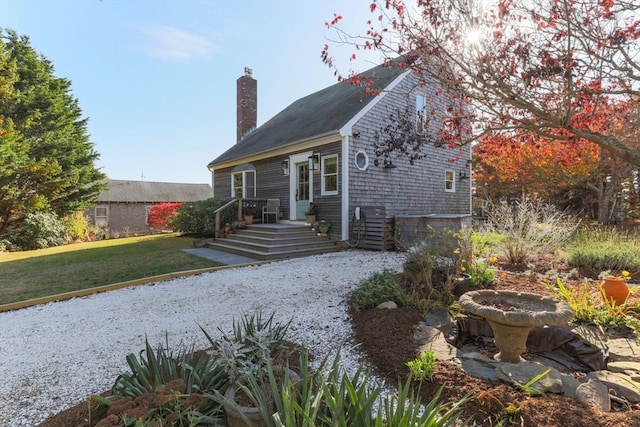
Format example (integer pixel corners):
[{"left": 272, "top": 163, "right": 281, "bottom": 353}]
[
  {"left": 416, "top": 94, "right": 426, "bottom": 134},
  {"left": 324, "top": 157, "right": 337, "bottom": 174},
  {"left": 445, "top": 170, "right": 455, "bottom": 192},
  {"left": 325, "top": 175, "right": 337, "bottom": 191},
  {"left": 355, "top": 151, "right": 368, "bottom": 170}
]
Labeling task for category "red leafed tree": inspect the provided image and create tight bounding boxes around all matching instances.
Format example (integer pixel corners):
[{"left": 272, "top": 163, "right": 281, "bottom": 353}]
[
  {"left": 474, "top": 133, "right": 600, "bottom": 199},
  {"left": 148, "top": 203, "right": 183, "bottom": 230},
  {"left": 474, "top": 99, "right": 639, "bottom": 223},
  {"left": 323, "top": 0, "right": 640, "bottom": 167}
]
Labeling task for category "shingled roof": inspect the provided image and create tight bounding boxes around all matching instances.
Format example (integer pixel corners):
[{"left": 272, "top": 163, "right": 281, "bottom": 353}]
[
  {"left": 97, "top": 180, "right": 212, "bottom": 203},
  {"left": 208, "top": 60, "right": 407, "bottom": 167}
]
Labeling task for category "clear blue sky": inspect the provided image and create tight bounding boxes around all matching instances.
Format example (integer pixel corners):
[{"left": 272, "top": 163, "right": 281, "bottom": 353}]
[{"left": 2, "top": 0, "right": 375, "bottom": 184}]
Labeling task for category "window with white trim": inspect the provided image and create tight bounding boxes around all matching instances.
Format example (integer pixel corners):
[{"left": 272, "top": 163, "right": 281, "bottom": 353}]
[
  {"left": 321, "top": 155, "right": 338, "bottom": 195},
  {"left": 354, "top": 150, "right": 369, "bottom": 170},
  {"left": 231, "top": 170, "right": 256, "bottom": 198},
  {"left": 95, "top": 206, "right": 108, "bottom": 227},
  {"left": 416, "top": 94, "right": 426, "bottom": 134},
  {"left": 445, "top": 170, "right": 455, "bottom": 192}
]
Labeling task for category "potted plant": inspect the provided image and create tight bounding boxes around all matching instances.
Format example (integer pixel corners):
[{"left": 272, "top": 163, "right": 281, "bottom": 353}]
[
  {"left": 244, "top": 204, "right": 256, "bottom": 225},
  {"left": 304, "top": 202, "right": 317, "bottom": 226},
  {"left": 318, "top": 219, "right": 331, "bottom": 235}
]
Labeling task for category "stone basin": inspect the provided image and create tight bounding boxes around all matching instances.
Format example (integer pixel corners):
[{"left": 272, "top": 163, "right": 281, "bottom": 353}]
[{"left": 459, "top": 290, "right": 575, "bottom": 363}]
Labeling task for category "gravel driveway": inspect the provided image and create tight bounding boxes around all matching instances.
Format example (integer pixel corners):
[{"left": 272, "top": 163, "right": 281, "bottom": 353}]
[{"left": 0, "top": 250, "right": 404, "bottom": 426}]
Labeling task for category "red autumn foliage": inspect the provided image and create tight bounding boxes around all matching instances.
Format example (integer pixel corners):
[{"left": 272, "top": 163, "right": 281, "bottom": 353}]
[
  {"left": 474, "top": 99, "right": 639, "bottom": 223},
  {"left": 147, "top": 203, "right": 183, "bottom": 230}
]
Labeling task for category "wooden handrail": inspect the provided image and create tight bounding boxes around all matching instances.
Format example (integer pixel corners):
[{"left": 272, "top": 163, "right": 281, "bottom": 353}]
[
  {"left": 213, "top": 198, "right": 271, "bottom": 240},
  {"left": 214, "top": 199, "right": 238, "bottom": 239}
]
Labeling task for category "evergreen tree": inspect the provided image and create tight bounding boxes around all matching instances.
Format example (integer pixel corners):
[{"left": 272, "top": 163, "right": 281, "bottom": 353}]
[{"left": 0, "top": 29, "right": 104, "bottom": 235}]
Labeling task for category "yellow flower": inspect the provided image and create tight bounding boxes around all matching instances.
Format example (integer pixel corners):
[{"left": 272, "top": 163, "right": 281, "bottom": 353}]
[
  {"left": 622, "top": 270, "right": 630, "bottom": 280},
  {"left": 489, "top": 256, "right": 499, "bottom": 265}
]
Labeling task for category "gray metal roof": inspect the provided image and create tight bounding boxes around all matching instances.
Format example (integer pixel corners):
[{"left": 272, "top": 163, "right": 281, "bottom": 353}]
[
  {"left": 208, "top": 61, "right": 405, "bottom": 166},
  {"left": 97, "top": 180, "right": 212, "bottom": 203}
]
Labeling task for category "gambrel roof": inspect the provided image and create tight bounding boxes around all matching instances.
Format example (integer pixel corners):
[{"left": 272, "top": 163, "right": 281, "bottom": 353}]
[
  {"left": 208, "top": 60, "right": 407, "bottom": 167},
  {"left": 97, "top": 179, "right": 212, "bottom": 203}
]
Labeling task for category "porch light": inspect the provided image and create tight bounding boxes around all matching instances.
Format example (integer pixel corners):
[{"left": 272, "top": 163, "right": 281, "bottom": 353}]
[
  {"left": 384, "top": 159, "right": 397, "bottom": 169},
  {"left": 308, "top": 153, "right": 320, "bottom": 171},
  {"left": 459, "top": 159, "right": 472, "bottom": 180},
  {"left": 282, "top": 159, "right": 289, "bottom": 176}
]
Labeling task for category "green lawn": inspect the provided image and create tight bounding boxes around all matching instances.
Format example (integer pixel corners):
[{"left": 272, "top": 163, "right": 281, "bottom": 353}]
[{"left": 0, "top": 234, "right": 223, "bottom": 306}]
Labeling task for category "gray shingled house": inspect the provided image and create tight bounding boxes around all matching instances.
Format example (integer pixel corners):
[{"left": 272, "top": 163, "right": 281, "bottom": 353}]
[
  {"left": 207, "top": 63, "right": 471, "bottom": 250},
  {"left": 84, "top": 179, "right": 212, "bottom": 236}
]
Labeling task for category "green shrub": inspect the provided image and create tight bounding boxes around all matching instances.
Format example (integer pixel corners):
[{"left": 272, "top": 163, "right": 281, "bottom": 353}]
[
  {"left": 482, "top": 199, "right": 578, "bottom": 264},
  {"left": 61, "top": 211, "right": 89, "bottom": 241},
  {"left": 401, "top": 228, "right": 472, "bottom": 307},
  {"left": 470, "top": 231, "right": 504, "bottom": 257},
  {"left": 10, "top": 211, "right": 66, "bottom": 250},
  {"left": 467, "top": 260, "right": 496, "bottom": 287},
  {"left": 565, "top": 227, "right": 640, "bottom": 273},
  {"left": 349, "top": 269, "right": 407, "bottom": 310},
  {"left": 172, "top": 197, "right": 233, "bottom": 236},
  {"left": 86, "top": 223, "right": 109, "bottom": 241},
  {"left": 406, "top": 350, "right": 437, "bottom": 382}
]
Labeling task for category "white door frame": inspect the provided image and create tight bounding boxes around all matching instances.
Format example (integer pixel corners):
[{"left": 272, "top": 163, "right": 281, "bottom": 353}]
[{"left": 288, "top": 152, "right": 314, "bottom": 220}]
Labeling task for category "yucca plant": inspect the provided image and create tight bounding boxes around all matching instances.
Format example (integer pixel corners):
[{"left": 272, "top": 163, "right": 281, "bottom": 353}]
[
  {"left": 375, "top": 382, "right": 472, "bottom": 427},
  {"left": 247, "top": 349, "right": 473, "bottom": 427},
  {"left": 91, "top": 337, "right": 228, "bottom": 425},
  {"left": 201, "top": 311, "right": 292, "bottom": 383}
]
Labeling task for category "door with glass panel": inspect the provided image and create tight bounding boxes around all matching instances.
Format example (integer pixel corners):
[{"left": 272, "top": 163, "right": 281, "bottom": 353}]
[{"left": 295, "top": 161, "right": 310, "bottom": 219}]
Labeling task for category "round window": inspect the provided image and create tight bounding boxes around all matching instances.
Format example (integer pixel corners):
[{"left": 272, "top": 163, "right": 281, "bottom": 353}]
[{"left": 354, "top": 151, "right": 369, "bottom": 170}]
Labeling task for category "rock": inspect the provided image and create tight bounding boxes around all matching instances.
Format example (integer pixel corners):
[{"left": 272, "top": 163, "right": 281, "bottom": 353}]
[
  {"left": 458, "top": 352, "right": 499, "bottom": 381},
  {"left": 414, "top": 324, "right": 459, "bottom": 360},
  {"left": 576, "top": 379, "right": 611, "bottom": 412},
  {"left": 423, "top": 307, "right": 454, "bottom": 335},
  {"left": 376, "top": 301, "right": 397, "bottom": 309},
  {"left": 560, "top": 374, "right": 581, "bottom": 398},
  {"left": 586, "top": 370, "right": 640, "bottom": 403},
  {"left": 496, "top": 362, "right": 565, "bottom": 394},
  {"left": 607, "top": 360, "right": 640, "bottom": 375},
  {"left": 607, "top": 338, "right": 640, "bottom": 362}
]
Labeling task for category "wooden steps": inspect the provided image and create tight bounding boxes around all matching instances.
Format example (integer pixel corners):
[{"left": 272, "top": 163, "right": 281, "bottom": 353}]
[{"left": 204, "top": 223, "right": 344, "bottom": 260}]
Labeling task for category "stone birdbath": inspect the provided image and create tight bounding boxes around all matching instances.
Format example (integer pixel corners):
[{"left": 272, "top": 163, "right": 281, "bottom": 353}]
[{"left": 458, "top": 290, "right": 574, "bottom": 363}]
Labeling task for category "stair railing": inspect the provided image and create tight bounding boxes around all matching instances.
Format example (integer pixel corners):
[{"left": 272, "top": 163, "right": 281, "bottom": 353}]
[{"left": 213, "top": 198, "right": 270, "bottom": 240}]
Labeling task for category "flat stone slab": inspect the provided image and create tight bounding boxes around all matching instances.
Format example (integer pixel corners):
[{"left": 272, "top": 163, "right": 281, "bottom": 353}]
[
  {"left": 607, "top": 338, "right": 640, "bottom": 362},
  {"left": 496, "top": 362, "right": 565, "bottom": 394},
  {"left": 459, "top": 352, "right": 499, "bottom": 381},
  {"left": 586, "top": 370, "right": 640, "bottom": 403},
  {"left": 414, "top": 324, "right": 459, "bottom": 360},
  {"left": 608, "top": 360, "right": 640, "bottom": 374}
]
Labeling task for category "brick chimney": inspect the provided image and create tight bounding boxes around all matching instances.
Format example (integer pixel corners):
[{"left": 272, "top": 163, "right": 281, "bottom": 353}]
[{"left": 237, "top": 67, "right": 257, "bottom": 143}]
